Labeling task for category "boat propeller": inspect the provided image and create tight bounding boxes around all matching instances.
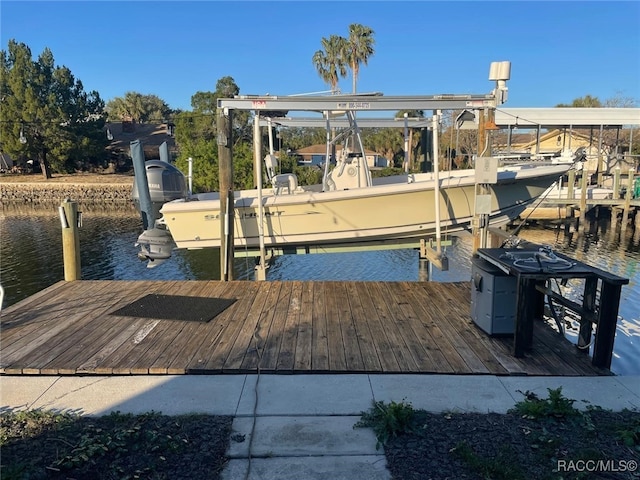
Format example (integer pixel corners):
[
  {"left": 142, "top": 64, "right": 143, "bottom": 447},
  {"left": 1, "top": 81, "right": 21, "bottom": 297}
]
[{"left": 135, "top": 227, "right": 174, "bottom": 268}]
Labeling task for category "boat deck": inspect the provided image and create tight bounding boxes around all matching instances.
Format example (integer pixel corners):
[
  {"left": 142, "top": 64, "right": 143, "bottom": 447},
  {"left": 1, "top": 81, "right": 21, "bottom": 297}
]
[{"left": 0, "top": 280, "right": 610, "bottom": 376}]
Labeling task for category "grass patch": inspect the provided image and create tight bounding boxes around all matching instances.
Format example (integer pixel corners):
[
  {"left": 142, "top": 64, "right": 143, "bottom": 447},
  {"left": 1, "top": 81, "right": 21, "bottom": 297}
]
[{"left": 451, "top": 441, "right": 526, "bottom": 480}]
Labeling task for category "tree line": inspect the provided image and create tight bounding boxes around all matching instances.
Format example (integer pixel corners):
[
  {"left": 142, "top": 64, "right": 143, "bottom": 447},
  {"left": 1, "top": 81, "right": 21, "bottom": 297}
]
[{"left": 1, "top": 34, "right": 637, "bottom": 189}]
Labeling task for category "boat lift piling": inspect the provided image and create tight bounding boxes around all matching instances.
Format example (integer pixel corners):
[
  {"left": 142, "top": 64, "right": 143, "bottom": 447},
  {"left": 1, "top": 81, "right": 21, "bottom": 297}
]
[
  {"left": 217, "top": 107, "right": 235, "bottom": 281},
  {"left": 254, "top": 113, "right": 268, "bottom": 281},
  {"left": 420, "top": 112, "right": 449, "bottom": 271}
]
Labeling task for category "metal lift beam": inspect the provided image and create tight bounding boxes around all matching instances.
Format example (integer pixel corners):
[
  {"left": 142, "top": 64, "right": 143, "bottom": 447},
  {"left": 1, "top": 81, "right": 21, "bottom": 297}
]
[
  {"left": 218, "top": 94, "right": 498, "bottom": 113},
  {"left": 257, "top": 117, "right": 433, "bottom": 128}
]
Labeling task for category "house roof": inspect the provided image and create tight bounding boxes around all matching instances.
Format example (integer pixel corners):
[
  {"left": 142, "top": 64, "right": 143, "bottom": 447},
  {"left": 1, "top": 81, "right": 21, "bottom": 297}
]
[{"left": 106, "top": 122, "right": 176, "bottom": 153}]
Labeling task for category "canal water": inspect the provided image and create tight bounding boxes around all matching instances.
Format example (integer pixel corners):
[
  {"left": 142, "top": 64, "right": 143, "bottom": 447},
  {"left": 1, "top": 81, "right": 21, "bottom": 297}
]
[{"left": 1, "top": 205, "right": 638, "bottom": 375}]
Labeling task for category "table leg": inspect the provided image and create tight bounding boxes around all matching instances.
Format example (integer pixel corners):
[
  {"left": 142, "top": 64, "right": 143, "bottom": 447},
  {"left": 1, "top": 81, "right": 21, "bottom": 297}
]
[
  {"left": 578, "top": 277, "right": 597, "bottom": 352},
  {"left": 514, "top": 277, "right": 538, "bottom": 357},
  {"left": 592, "top": 281, "right": 622, "bottom": 369}
]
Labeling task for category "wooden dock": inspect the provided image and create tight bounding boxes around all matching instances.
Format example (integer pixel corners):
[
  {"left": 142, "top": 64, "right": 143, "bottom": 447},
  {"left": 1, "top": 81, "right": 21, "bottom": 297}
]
[{"left": 0, "top": 280, "right": 611, "bottom": 376}]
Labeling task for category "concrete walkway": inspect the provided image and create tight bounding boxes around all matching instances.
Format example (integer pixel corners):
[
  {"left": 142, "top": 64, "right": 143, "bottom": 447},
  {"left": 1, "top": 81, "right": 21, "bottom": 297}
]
[{"left": 2, "top": 374, "right": 639, "bottom": 479}]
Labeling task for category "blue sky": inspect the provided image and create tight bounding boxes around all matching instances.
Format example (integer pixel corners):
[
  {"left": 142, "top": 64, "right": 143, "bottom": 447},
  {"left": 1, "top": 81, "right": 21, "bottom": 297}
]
[{"left": 2, "top": 1, "right": 639, "bottom": 111}]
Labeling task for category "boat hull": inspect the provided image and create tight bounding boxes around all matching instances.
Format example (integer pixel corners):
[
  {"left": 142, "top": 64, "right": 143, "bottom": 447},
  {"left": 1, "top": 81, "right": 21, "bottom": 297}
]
[{"left": 159, "top": 164, "right": 570, "bottom": 250}]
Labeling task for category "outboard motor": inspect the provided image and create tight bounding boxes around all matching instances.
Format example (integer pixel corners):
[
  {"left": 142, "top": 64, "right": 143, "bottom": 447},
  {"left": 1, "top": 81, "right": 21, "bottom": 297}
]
[
  {"left": 131, "top": 159, "right": 188, "bottom": 221},
  {"left": 131, "top": 140, "right": 187, "bottom": 268}
]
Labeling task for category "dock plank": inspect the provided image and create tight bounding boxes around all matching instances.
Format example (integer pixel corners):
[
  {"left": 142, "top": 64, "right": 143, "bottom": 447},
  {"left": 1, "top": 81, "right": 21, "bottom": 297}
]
[
  {"left": 148, "top": 281, "right": 222, "bottom": 375},
  {"left": 431, "top": 283, "right": 508, "bottom": 375},
  {"left": 4, "top": 282, "right": 128, "bottom": 374},
  {"left": 65, "top": 281, "right": 183, "bottom": 374},
  {"left": 344, "top": 282, "right": 382, "bottom": 372},
  {"left": 333, "top": 281, "right": 365, "bottom": 371},
  {"left": 324, "top": 282, "right": 348, "bottom": 371},
  {"left": 293, "top": 282, "right": 314, "bottom": 371},
  {"left": 415, "top": 283, "right": 489, "bottom": 373},
  {"left": 384, "top": 282, "right": 444, "bottom": 372},
  {"left": 259, "top": 282, "right": 292, "bottom": 371},
  {"left": 367, "top": 282, "right": 418, "bottom": 372},
  {"left": 167, "top": 281, "right": 241, "bottom": 374},
  {"left": 400, "top": 282, "right": 470, "bottom": 373},
  {"left": 239, "top": 282, "right": 282, "bottom": 371},
  {"left": 186, "top": 281, "right": 260, "bottom": 373},
  {"left": 353, "top": 282, "right": 400, "bottom": 372},
  {"left": 311, "top": 282, "right": 329, "bottom": 371},
  {"left": 276, "top": 281, "right": 303, "bottom": 372},
  {"left": 223, "top": 282, "right": 274, "bottom": 371},
  {"left": 124, "top": 281, "right": 205, "bottom": 375}
]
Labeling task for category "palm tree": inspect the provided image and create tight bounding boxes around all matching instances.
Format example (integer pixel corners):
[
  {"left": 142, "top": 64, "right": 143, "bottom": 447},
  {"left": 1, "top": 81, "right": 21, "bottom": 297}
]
[
  {"left": 312, "top": 35, "right": 347, "bottom": 93},
  {"left": 345, "top": 24, "right": 375, "bottom": 94}
]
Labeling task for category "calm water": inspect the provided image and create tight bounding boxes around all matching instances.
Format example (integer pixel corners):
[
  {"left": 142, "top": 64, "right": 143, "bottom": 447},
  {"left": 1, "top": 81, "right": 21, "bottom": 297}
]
[{"left": 1, "top": 205, "right": 638, "bottom": 375}]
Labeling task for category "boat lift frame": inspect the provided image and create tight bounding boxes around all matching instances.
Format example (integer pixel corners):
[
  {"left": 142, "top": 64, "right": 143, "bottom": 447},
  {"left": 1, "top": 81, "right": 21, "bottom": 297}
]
[{"left": 216, "top": 64, "right": 511, "bottom": 279}]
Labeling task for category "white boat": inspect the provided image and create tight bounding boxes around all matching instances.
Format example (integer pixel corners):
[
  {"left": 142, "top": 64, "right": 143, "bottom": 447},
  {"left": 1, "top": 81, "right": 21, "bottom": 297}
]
[{"left": 157, "top": 161, "right": 573, "bottom": 251}]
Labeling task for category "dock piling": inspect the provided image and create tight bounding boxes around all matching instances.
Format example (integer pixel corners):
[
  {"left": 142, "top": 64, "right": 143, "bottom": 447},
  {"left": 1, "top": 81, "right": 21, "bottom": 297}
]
[{"left": 60, "top": 199, "right": 81, "bottom": 281}]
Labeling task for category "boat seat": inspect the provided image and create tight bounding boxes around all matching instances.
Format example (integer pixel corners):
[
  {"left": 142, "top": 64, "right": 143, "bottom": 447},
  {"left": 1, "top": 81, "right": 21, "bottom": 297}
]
[
  {"left": 272, "top": 173, "right": 298, "bottom": 195},
  {"left": 265, "top": 154, "right": 298, "bottom": 195}
]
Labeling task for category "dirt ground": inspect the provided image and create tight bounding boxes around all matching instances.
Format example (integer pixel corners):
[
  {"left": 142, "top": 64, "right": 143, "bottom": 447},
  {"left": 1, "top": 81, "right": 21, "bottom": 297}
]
[{"left": 0, "top": 172, "right": 134, "bottom": 184}]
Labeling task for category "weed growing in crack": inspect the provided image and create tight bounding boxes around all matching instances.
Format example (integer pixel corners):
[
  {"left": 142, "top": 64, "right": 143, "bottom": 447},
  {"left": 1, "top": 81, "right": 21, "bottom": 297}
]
[
  {"left": 510, "top": 387, "right": 579, "bottom": 420},
  {"left": 354, "top": 399, "right": 417, "bottom": 449}
]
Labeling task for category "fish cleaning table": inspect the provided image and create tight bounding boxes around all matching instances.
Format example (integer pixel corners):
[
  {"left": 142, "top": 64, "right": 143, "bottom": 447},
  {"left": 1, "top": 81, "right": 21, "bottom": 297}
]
[{"left": 476, "top": 247, "right": 629, "bottom": 368}]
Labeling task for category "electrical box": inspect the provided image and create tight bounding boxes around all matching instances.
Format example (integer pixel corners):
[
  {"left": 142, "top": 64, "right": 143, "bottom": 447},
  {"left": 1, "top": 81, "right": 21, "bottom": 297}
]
[{"left": 470, "top": 256, "right": 517, "bottom": 335}]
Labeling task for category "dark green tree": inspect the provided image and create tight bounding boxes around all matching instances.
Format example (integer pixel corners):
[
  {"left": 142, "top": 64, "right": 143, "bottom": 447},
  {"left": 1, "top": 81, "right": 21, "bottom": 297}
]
[
  {"left": 105, "top": 92, "right": 171, "bottom": 123},
  {"left": 556, "top": 95, "right": 602, "bottom": 108},
  {"left": 173, "top": 76, "right": 253, "bottom": 193},
  {"left": 0, "top": 40, "right": 106, "bottom": 177}
]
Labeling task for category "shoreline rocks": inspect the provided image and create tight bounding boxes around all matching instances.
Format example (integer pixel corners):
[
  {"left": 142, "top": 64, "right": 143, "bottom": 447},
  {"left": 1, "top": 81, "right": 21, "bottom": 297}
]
[{"left": 0, "top": 182, "right": 134, "bottom": 205}]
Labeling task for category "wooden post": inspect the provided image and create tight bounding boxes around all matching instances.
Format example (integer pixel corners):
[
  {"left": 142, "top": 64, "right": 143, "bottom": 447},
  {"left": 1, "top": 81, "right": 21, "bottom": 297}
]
[
  {"left": 217, "top": 107, "right": 234, "bottom": 281},
  {"left": 621, "top": 170, "right": 633, "bottom": 235},
  {"left": 565, "top": 169, "right": 576, "bottom": 221},
  {"left": 612, "top": 168, "right": 621, "bottom": 199},
  {"left": 597, "top": 125, "right": 604, "bottom": 186},
  {"left": 566, "top": 170, "right": 575, "bottom": 200},
  {"left": 60, "top": 199, "right": 81, "bottom": 281},
  {"left": 579, "top": 169, "right": 588, "bottom": 229},
  {"left": 472, "top": 108, "right": 492, "bottom": 253}
]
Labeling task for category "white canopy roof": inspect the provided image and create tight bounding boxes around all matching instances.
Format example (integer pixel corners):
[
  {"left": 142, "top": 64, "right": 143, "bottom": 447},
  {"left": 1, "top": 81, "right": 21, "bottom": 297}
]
[{"left": 495, "top": 108, "right": 640, "bottom": 128}]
